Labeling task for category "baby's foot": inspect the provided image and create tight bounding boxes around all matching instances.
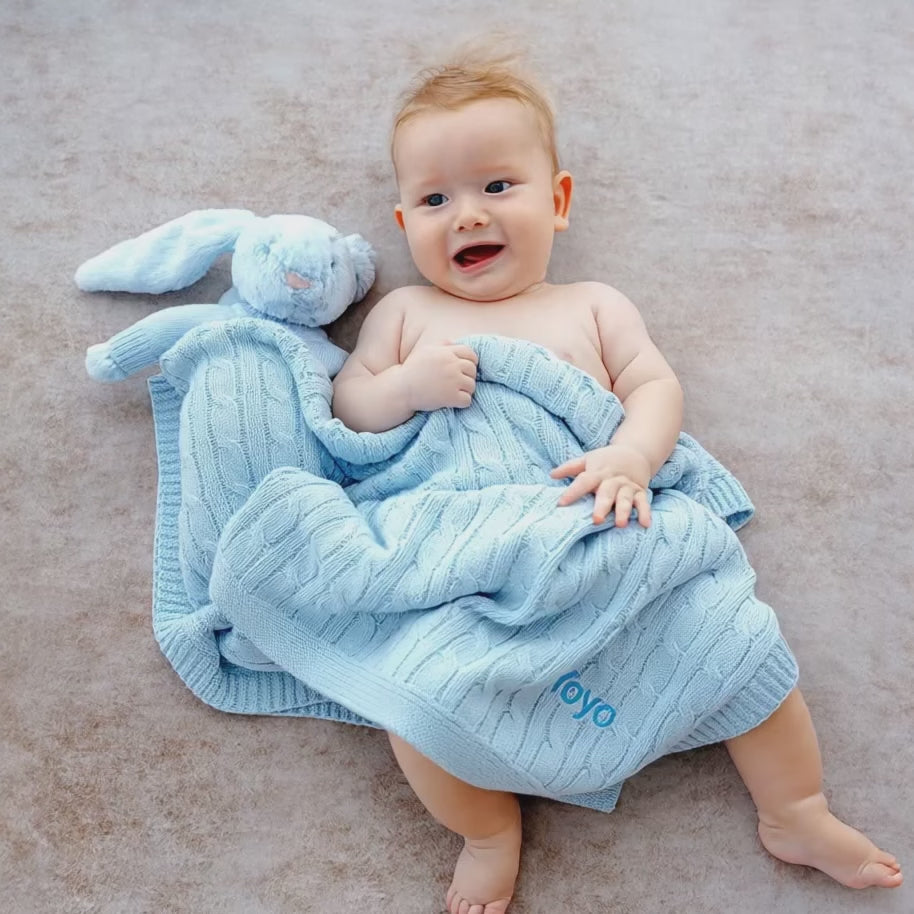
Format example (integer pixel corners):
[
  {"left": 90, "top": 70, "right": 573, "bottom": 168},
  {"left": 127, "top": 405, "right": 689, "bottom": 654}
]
[
  {"left": 758, "top": 794, "right": 903, "bottom": 889},
  {"left": 445, "top": 812, "right": 522, "bottom": 914}
]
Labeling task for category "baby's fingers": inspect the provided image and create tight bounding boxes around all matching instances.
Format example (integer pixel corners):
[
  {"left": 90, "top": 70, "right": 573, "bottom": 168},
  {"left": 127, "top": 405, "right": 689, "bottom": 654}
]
[
  {"left": 550, "top": 455, "right": 586, "bottom": 479},
  {"left": 448, "top": 343, "right": 479, "bottom": 365},
  {"left": 633, "top": 489, "right": 651, "bottom": 527},
  {"left": 592, "top": 480, "right": 620, "bottom": 524},
  {"left": 611, "top": 486, "right": 651, "bottom": 528},
  {"left": 556, "top": 471, "right": 598, "bottom": 506},
  {"left": 459, "top": 358, "right": 478, "bottom": 380},
  {"left": 612, "top": 485, "right": 636, "bottom": 527}
]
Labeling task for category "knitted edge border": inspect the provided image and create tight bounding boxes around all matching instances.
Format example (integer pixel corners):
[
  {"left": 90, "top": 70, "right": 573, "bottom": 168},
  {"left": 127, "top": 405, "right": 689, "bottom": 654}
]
[{"left": 147, "top": 373, "right": 376, "bottom": 727}]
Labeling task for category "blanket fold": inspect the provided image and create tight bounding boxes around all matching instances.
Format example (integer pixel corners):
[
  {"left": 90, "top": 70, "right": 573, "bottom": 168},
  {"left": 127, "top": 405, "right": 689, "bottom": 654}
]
[{"left": 150, "top": 318, "right": 797, "bottom": 811}]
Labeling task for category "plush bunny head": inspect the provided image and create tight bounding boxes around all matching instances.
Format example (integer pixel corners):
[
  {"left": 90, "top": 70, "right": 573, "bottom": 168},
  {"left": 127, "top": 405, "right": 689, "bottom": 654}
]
[
  {"left": 78, "top": 209, "right": 376, "bottom": 383},
  {"left": 233, "top": 214, "right": 375, "bottom": 327},
  {"left": 75, "top": 208, "right": 376, "bottom": 328}
]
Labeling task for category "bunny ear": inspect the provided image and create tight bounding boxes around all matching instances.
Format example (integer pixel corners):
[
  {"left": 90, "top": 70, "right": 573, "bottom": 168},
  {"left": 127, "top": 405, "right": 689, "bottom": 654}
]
[
  {"left": 343, "top": 233, "right": 377, "bottom": 301},
  {"left": 75, "top": 209, "right": 257, "bottom": 293}
]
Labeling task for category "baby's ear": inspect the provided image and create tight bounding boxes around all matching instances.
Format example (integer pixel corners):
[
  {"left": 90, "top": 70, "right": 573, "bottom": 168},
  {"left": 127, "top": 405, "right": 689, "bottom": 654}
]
[
  {"left": 552, "top": 171, "right": 573, "bottom": 232},
  {"left": 344, "top": 234, "right": 377, "bottom": 301}
]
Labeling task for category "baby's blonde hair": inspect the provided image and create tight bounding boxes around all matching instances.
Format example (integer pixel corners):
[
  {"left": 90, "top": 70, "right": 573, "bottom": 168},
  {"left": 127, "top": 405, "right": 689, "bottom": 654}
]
[{"left": 391, "top": 40, "right": 560, "bottom": 174}]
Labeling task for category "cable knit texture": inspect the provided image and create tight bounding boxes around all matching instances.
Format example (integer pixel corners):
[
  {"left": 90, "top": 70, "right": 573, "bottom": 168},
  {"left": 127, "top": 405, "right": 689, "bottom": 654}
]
[{"left": 150, "top": 318, "right": 797, "bottom": 811}]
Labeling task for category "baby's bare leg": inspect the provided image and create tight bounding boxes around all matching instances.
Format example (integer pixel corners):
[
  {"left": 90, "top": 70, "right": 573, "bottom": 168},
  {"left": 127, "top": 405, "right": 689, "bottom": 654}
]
[
  {"left": 726, "top": 687, "right": 902, "bottom": 888},
  {"left": 388, "top": 732, "right": 522, "bottom": 914}
]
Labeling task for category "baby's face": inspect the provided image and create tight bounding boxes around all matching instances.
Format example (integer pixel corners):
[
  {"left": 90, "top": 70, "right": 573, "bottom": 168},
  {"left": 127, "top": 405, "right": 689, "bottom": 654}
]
[{"left": 393, "top": 98, "right": 571, "bottom": 302}]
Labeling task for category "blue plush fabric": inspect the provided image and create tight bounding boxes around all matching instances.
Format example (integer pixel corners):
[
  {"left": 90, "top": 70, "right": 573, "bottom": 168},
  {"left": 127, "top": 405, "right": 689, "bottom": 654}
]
[
  {"left": 79, "top": 209, "right": 375, "bottom": 382},
  {"left": 87, "top": 292, "right": 349, "bottom": 381},
  {"left": 149, "top": 318, "right": 797, "bottom": 812}
]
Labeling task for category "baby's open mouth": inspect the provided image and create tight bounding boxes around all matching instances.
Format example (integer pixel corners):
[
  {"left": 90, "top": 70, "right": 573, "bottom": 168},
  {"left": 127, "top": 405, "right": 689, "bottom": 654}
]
[{"left": 453, "top": 244, "right": 504, "bottom": 268}]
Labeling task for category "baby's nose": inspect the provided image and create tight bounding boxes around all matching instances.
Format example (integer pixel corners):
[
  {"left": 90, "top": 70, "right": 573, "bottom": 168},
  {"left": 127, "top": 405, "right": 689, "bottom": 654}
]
[{"left": 454, "top": 200, "right": 490, "bottom": 232}]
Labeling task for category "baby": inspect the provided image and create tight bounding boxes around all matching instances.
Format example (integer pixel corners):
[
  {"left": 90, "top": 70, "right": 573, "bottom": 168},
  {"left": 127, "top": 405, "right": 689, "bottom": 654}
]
[{"left": 331, "top": 47, "right": 902, "bottom": 914}]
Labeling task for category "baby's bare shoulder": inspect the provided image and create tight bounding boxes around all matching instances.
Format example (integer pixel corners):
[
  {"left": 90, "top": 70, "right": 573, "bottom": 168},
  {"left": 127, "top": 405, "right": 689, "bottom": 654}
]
[
  {"left": 561, "top": 280, "right": 634, "bottom": 306},
  {"left": 377, "top": 283, "right": 445, "bottom": 316},
  {"left": 564, "top": 281, "right": 644, "bottom": 327},
  {"left": 358, "top": 285, "right": 426, "bottom": 327},
  {"left": 547, "top": 281, "right": 639, "bottom": 324},
  {"left": 370, "top": 284, "right": 422, "bottom": 311}
]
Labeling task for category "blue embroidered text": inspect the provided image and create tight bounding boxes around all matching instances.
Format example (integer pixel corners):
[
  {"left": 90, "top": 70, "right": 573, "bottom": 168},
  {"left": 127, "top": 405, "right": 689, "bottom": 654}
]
[{"left": 551, "top": 671, "right": 616, "bottom": 728}]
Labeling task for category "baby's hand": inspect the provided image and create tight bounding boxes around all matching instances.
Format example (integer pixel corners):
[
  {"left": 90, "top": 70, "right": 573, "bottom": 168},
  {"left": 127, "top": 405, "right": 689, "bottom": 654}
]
[
  {"left": 551, "top": 444, "right": 652, "bottom": 527},
  {"left": 401, "top": 342, "right": 478, "bottom": 412}
]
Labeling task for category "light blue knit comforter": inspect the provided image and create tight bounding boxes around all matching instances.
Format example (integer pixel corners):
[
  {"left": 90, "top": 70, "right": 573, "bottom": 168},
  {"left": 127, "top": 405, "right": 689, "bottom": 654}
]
[{"left": 149, "top": 319, "right": 797, "bottom": 811}]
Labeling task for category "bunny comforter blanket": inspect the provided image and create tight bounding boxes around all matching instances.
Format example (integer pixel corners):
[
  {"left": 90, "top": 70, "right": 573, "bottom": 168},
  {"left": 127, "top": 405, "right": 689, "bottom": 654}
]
[{"left": 150, "top": 319, "right": 797, "bottom": 811}]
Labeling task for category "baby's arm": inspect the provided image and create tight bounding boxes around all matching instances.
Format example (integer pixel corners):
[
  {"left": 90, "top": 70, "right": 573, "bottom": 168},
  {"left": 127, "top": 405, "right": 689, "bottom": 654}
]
[
  {"left": 552, "top": 284, "right": 683, "bottom": 527},
  {"left": 331, "top": 290, "right": 413, "bottom": 432},
  {"left": 331, "top": 288, "right": 478, "bottom": 433},
  {"left": 595, "top": 285, "right": 684, "bottom": 476}
]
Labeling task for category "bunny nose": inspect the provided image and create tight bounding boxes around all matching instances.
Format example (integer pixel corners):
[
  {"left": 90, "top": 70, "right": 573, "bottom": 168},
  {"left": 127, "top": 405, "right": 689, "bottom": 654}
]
[{"left": 285, "top": 271, "right": 311, "bottom": 290}]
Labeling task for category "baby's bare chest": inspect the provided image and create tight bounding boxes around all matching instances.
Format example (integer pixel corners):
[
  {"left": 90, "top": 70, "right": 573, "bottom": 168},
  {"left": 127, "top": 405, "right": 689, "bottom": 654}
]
[{"left": 401, "top": 294, "right": 611, "bottom": 389}]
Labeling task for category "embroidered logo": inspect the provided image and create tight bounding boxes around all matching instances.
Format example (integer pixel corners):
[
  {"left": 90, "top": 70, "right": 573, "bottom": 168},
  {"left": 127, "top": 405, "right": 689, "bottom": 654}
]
[{"left": 551, "top": 671, "right": 616, "bottom": 728}]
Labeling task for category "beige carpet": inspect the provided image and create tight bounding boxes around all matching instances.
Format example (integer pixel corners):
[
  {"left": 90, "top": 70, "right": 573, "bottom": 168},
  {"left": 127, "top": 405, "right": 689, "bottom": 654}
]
[{"left": 3, "top": 1, "right": 912, "bottom": 911}]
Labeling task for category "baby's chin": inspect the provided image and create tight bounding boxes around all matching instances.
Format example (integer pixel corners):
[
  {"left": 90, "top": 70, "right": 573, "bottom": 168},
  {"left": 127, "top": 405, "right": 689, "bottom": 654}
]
[
  {"left": 440, "top": 277, "right": 549, "bottom": 303},
  {"left": 416, "top": 268, "right": 545, "bottom": 304},
  {"left": 437, "top": 282, "right": 517, "bottom": 303}
]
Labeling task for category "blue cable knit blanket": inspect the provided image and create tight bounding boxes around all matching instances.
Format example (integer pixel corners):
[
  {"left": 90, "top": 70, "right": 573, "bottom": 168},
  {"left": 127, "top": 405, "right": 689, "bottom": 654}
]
[{"left": 149, "top": 319, "right": 797, "bottom": 812}]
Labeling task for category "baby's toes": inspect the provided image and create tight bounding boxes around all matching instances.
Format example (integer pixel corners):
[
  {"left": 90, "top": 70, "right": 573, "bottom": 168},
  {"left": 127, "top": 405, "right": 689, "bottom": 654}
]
[
  {"left": 858, "top": 853, "right": 903, "bottom": 888},
  {"left": 873, "top": 866, "right": 903, "bottom": 887},
  {"left": 447, "top": 893, "right": 508, "bottom": 914},
  {"left": 448, "top": 895, "right": 475, "bottom": 914}
]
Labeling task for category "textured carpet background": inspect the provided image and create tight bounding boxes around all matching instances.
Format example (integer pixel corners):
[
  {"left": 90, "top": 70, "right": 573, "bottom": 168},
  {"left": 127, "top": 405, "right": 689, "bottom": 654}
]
[{"left": 2, "top": 1, "right": 911, "bottom": 912}]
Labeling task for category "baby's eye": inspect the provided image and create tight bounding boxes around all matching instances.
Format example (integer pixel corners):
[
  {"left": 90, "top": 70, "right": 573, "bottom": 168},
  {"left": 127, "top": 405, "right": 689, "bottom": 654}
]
[
  {"left": 485, "top": 180, "right": 512, "bottom": 194},
  {"left": 423, "top": 193, "right": 447, "bottom": 207}
]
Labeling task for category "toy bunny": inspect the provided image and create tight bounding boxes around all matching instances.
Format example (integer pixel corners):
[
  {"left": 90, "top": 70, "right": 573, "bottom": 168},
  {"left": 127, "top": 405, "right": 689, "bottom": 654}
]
[{"left": 78, "top": 209, "right": 376, "bottom": 380}]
